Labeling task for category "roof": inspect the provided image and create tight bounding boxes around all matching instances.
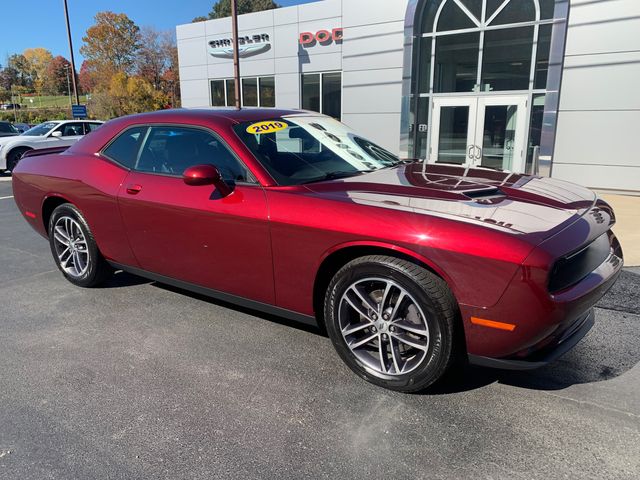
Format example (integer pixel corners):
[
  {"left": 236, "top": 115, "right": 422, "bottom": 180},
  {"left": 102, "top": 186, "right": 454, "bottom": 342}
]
[{"left": 110, "top": 108, "right": 319, "bottom": 125}]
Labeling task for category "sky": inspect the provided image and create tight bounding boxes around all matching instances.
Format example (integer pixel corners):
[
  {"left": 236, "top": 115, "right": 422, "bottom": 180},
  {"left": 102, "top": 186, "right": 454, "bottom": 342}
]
[{"left": 1, "top": 0, "right": 319, "bottom": 67}]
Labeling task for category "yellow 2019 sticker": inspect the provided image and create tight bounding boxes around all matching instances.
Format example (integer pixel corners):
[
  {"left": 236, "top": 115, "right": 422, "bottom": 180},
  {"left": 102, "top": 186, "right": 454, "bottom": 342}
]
[{"left": 246, "top": 120, "right": 288, "bottom": 135}]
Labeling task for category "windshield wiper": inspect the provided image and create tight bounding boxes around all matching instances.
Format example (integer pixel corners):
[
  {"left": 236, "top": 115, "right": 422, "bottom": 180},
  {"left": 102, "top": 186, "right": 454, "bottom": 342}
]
[{"left": 301, "top": 170, "right": 373, "bottom": 184}]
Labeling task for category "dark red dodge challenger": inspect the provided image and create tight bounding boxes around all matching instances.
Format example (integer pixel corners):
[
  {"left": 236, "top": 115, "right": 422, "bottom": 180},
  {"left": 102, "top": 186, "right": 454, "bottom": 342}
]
[{"left": 12, "top": 109, "right": 623, "bottom": 392}]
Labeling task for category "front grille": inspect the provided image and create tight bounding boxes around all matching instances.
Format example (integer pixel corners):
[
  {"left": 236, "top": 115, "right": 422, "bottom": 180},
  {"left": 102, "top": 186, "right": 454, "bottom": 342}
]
[{"left": 548, "top": 233, "right": 611, "bottom": 293}]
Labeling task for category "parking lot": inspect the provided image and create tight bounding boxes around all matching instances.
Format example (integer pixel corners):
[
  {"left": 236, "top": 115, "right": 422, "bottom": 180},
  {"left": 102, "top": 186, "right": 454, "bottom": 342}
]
[{"left": 0, "top": 175, "right": 638, "bottom": 479}]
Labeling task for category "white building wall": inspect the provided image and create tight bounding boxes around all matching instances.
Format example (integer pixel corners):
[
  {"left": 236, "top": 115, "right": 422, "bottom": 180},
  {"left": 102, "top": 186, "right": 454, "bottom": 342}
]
[
  {"left": 176, "top": 0, "right": 408, "bottom": 154},
  {"left": 552, "top": 0, "right": 640, "bottom": 192},
  {"left": 341, "top": 0, "right": 409, "bottom": 153}
]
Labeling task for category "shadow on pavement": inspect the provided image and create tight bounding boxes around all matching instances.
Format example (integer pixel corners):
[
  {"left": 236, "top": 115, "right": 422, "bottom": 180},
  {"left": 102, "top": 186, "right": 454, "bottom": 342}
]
[
  {"left": 117, "top": 268, "right": 640, "bottom": 395},
  {"left": 102, "top": 270, "right": 152, "bottom": 288}
]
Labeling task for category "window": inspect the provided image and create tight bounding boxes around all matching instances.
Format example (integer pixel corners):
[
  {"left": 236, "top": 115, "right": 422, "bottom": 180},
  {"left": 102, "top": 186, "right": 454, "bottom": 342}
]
[
  {"left": 434, "top": 32, "right": 479, "bottom": 93},
  {"left": 0, "top": 123, "right": 18, "bottom": 134},
  {"left": 481, "top": 26, "right": 534, "bottom": 91},
  {"left": 210, "top": 76, "right": 276, "bottom": 107},
  {"left": 211, "top": 80, "right": 225, "bottom": 106},
  {"left": 301, "top": 72, "right": 342, "bottom": 120},
  {"left": 234, "top": 115, "right": 399, "bottom": 186},
  {"left": 56, "top": 122, "right": 85, "bottom": 137},
  {"left": 242, "top": 78, "right": 259, "bottom": 107},
  {"left": 259, "top": 77, "right": 275, "bottom": 107},
  {"left": 85, "top": 123, "right": 102, "bottom": 134},
  {"left": 409, "top": 0, "right": 559, "bottom": 160},
  {"left": 102, "top": 126, "right": 148, "bottom": 169},
  {"left": 134, "top": 126, "right": 249, "bottom": 182}
]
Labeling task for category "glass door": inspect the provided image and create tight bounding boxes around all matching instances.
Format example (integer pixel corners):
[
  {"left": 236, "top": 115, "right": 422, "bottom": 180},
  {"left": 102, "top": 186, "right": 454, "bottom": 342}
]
[
  {"left": 474, "top": 96, "right": 527, "bottom": 172},
  {"left": 430, "top": 95, "right": 528, "bottom": 171},
  {"left": 430, "top": 98, "right": 477, "bottom": 165}
]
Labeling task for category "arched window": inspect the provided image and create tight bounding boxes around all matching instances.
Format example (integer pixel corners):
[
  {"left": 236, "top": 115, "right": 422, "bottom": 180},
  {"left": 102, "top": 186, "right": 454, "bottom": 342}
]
[
  {"left": 415, "top": 0, "right": 554, "bottom": 94},
  {"left": 406, "top": 0, "right": 560, "bottom": 166}
]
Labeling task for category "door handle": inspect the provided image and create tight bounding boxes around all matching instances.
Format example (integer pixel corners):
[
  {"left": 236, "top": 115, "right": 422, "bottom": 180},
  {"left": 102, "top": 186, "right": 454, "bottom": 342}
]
[
  {"left": 468, "top": 145, "right": 475, "bottom": 159},
  {"left": 126, "top": 184, "right": 142, "bottom": 195},
  {"left": 475, "top": 145, "right": 482, "bottom": 160}
]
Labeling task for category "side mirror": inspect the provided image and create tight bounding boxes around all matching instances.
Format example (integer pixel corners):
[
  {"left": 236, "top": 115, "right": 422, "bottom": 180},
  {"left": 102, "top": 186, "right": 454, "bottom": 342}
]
[
  {"left": 183, "top": 164, "right": 232, "bottom": 197},
  {"left": 51, "top": 131, "right": 63, "bottom": 138}
]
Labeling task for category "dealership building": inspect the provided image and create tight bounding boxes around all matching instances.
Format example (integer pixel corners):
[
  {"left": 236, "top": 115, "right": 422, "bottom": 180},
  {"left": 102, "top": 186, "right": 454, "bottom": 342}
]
[{"left": 177, "top": 0, "right": 640, "bottom": 193}]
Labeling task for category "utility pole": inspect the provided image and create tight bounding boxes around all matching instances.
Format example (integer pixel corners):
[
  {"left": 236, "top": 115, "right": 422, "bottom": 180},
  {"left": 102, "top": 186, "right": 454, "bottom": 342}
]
[
  {"left": 63, "top": 0, "right": 80, "bottom": 106},
  {"left": 231, "top": 0, "right": 242, "bottom": 109}
]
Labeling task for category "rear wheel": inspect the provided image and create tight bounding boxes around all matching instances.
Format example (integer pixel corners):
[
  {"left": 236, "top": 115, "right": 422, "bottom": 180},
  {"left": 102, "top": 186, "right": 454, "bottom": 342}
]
[
  {"left": 324, "top": 255, "right": 458, "bottom": 392},
  {"left": 48, "top": 204, "right": 113, "bottom": 287},
  {"left": 7, "top": 147, "right": 30, "bottom": 172}
]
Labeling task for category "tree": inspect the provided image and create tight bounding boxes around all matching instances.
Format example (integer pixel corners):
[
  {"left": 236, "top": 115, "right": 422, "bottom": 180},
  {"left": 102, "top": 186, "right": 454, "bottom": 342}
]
[
  {"left": 23, "top": 48, "right": 54, "bottom": 97},
  {"left": 78, "top": 60, "right": 97, "bottom": 94},
  {"left": 136, "top": 27, "right": 170, "bottom": 88},
  {"left": 0, "top": 67, "right": 19, "bottom": 90},
  {"left": 45, "top": 56, "right": 72, "bottom": 95},
  {"left": 8, "top": 53, "right": 33, "bottom": 88},
  {"left": 80, "top": 11, "right": 141, "bottom": 80},
  {"left": 88, "top": 72, "right": 168, "bottom": 119},
  {"left": 198, "top": 0, "right": 280, "bottom": 20}
]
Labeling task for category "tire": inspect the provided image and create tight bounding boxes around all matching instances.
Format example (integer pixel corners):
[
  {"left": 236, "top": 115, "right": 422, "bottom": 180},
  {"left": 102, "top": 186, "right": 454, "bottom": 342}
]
[
  {"left": 7, "top": 147, "right": 30, "bottom": 172},
  {"left": 48, "top": 203, "right": 113, "bottom": 287},
  {"left": 324, "top": 255, "right": 458, "bottom": 392}
]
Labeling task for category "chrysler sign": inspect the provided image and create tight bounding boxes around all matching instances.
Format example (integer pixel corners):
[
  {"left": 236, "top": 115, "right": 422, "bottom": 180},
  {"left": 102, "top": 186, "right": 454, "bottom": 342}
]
[{"left": 208, "top": 33, "right": 271, "bottom": 59}]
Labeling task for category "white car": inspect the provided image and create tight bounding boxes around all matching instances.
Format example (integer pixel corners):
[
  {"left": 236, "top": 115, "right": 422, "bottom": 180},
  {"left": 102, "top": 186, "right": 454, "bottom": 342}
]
[{"left": 0, "top": 120, "right": 103, "bottom": 172}]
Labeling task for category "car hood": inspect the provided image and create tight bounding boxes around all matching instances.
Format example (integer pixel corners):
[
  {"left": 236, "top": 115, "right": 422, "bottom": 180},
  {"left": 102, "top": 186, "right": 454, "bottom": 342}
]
[{"left": 303, "top": 163, "right": 597, "bottom": 242}]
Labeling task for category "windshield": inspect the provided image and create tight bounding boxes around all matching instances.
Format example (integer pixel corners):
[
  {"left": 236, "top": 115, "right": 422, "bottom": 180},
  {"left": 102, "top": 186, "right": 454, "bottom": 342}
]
[
  {"left": 22, "top": 122, "right": 59, "bottom": 137},
  {"left": 234, "top": 115, "right": 400, "bottom": 185}
]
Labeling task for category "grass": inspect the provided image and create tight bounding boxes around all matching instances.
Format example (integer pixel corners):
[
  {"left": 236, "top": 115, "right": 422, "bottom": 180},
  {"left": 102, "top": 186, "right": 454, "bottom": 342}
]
[{"left": 18, "top": 95, "right": 89, "bottom": 109}]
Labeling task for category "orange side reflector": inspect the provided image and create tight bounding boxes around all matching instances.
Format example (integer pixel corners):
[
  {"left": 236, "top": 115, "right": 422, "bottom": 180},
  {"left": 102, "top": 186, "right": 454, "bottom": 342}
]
[{"left": 470, "top": 317, "right": 516, "bottom": 332}]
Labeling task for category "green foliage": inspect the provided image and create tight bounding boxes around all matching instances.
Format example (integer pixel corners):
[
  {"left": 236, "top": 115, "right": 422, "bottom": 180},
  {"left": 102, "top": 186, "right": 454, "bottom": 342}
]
[
  {"left": 0, "top": 108, "right": 71, "bottom": 124},
  {"left": 202, "top": 0, "right": 280, "bottom": 20}
]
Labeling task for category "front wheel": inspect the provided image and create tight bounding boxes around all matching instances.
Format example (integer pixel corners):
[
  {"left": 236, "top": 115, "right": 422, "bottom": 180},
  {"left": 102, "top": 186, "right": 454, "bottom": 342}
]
[
  {"left": 7, "top": 147, "right": 30, "bottom": 172},
  {"left": 324, "top": 255, "right": 459, "bottom": 392},
  {"left": 48, "top": 203, "right": 113, "bottom": 287}
]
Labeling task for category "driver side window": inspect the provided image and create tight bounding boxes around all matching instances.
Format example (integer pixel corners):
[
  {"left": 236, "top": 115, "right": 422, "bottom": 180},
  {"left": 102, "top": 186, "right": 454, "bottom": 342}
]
[
  {"left": 134, "top": 126, "right": 250, "bottom": 182},
  {"left": 55, "top": 122, "right": 85, "bottom": 137}
]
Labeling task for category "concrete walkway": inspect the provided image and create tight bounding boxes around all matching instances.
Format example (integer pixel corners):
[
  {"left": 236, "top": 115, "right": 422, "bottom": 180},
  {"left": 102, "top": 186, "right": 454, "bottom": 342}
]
[{"left": 600, "top": 194, "right": 640, "bottom": 266}]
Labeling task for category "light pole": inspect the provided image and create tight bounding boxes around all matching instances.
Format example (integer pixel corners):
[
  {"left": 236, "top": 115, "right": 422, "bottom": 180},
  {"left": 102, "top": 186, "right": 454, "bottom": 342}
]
[
  {"left": 64, "top": 64, "right": 72, "bottom": 109},
  {"left": 231, "top": 0, "right": 242, "bottom": 109},
  {"left": 63, "top": 0, "right": 80, "bottom": 106}
]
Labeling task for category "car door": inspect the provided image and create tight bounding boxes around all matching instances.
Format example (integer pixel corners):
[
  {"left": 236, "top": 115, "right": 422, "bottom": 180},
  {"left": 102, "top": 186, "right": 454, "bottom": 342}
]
[
  {"left": 116, "top": 124, "right": 274, "bottom": 304},
  {"left": 49, "top": 122, "right": 86, "bottom": 148}
]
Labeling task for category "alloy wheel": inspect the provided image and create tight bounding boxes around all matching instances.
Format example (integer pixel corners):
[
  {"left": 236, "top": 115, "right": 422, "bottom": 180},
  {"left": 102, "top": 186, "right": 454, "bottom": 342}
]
[
  {"left": 52, "top": 216, "right": 90, "bottom": 278},
  {"left": 338, "top": 277, "right": 430, "bottom": 376}
]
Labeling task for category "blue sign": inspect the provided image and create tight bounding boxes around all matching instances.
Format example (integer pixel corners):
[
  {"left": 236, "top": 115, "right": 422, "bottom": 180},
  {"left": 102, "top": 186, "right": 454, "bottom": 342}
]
[{"left": 71, "top": 104, "right": 87, "bottom": 119}]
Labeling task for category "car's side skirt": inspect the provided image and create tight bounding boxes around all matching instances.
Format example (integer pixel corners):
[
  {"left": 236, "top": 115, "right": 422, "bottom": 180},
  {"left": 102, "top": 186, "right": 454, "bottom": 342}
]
[{"left": 108, "top": 262, "right": 318, "bottom": 327}]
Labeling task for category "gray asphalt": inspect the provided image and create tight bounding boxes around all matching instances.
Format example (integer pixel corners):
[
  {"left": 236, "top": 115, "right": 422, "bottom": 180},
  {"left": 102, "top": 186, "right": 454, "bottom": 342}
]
[{"left": 0, "top": 177, "right": 638, "bottom": 479}]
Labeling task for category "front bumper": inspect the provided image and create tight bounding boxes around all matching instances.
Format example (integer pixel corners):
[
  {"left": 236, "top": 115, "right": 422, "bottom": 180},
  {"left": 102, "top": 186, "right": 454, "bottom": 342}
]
[{"left": 468, "top": 309, "right": 595, "bottom": 370}]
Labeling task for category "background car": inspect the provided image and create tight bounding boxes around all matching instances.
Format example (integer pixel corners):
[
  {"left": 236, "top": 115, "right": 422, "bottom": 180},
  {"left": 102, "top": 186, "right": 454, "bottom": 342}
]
[
  {"left": 0, "top": 121, "right": 20, "bottom": 138},
  {"left": 12, "top": 122, "right": 32, "bottom": 134},
  {"left": 0, "top": 103, "right": 21, "bottom": 110},
  {"left": 0, "top": 119, "right": 103, "bottom": 172},
  {"left": 11, "top": 109, "right": 623, "bottom": 392}
]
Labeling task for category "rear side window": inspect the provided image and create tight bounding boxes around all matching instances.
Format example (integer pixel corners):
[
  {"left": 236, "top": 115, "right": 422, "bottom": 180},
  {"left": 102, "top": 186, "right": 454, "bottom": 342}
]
[
  {"left": 85, "top": 123, "right": 102, "bottom": 134},
  {"left": 102, "top": 126, "right": 148, "bottom": 169}
]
